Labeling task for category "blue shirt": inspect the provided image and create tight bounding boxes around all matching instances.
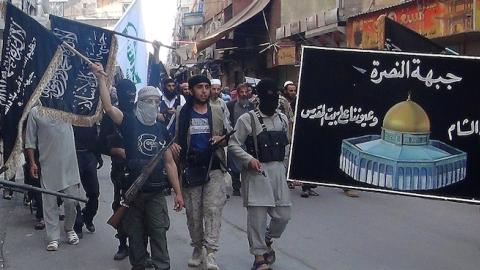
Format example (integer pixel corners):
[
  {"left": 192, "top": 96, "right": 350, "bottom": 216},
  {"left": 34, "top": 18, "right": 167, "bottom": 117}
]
[{"left": 189, "top": 110, "right": 210, "bottom": 152}]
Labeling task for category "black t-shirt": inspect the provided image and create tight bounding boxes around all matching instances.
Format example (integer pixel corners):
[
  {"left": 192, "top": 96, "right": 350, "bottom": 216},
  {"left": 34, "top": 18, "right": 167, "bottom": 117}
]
[
  {"left": 73, "top": 125, "right": 98, "bottom": 152},
  {"left": 100, "top": 115, "right": 126, "bottom": 169},
  {"left": 119, "top": 113, "right": 171, "bottom": 192}
]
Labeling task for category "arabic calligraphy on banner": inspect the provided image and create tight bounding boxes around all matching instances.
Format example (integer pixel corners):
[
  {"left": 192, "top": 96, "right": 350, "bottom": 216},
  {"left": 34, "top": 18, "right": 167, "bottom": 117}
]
[
  {"left": 300, "top": 104, "right": 379, "bottom": 128},
  {"left": 0, "top": 18, "right": 37, "bottom": 115},
  {"left": 290, "top": 46, "right": 480, "bottom": 201},
  {"left": 448, "top": 119, "right": 480, "bottom": 141},
  {"left": 352, "top": 58, "right": 462, "bottom": 90},
  {"left": 41, "top": 15, "right": 116, "bottom": 121}
]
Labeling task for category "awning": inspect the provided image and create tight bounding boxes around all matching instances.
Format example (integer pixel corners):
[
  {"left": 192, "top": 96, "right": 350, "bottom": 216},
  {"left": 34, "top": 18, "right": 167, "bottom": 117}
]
[{"left": 195, "top": 0, "right": 270, "bottom": 52}]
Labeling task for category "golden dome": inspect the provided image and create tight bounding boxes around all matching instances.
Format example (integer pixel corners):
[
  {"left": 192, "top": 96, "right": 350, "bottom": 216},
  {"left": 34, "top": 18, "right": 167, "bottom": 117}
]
[{"left": 382, "top": 99, "right": 430, "bottom": 133}]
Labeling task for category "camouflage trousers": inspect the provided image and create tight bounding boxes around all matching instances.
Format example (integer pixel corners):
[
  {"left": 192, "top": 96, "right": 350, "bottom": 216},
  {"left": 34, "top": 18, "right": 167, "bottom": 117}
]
[{"left": 182, "top": 169, "right": 227, "bottom": 252}]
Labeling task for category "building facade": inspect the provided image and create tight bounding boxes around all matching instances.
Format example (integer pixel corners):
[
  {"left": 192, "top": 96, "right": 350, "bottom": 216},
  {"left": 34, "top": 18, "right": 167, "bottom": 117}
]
[
  {"left": 169, "top": 0, "right": 408, "bottom": 89},
  {"left": 54, "top": 0, "right": 132, "bottom": 29},
  {"left": 346, "top": 0, "right": 480, "bottom": 55}
]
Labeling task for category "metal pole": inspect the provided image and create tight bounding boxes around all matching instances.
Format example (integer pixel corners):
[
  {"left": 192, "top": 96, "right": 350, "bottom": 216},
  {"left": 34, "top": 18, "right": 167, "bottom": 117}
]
[
  {"left": 0, "top": 179, "right": 88, "bottom": 203},
  {"left": 113, "top": 31, "right": 176, "bottom": 50}
]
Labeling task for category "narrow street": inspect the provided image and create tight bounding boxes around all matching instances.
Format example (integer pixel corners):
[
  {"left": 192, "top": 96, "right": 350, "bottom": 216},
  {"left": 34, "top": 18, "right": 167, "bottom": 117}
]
[{"left": 1, "top": 158, "right": 480, "bottom": 270}]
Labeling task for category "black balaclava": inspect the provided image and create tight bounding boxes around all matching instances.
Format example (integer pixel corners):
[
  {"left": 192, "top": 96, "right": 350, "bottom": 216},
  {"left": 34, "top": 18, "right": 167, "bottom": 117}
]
[
  {"left": 163, "top": 78, "right": 177, "bottom": 100},
  {"left": 116, "top": 79, "right": 136, "bottom": 112},
  {"left": 256, "top": 78, "right": 279, "bottom": 116}
]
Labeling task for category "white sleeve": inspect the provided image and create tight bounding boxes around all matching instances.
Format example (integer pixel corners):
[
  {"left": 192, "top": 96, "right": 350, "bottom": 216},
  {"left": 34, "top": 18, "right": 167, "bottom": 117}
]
[
  {"left": 25, "top": 108, "right": 39, "bottom": 149},
  {"left": 180, "top": 95, "right": 186, "bottom": 106}
]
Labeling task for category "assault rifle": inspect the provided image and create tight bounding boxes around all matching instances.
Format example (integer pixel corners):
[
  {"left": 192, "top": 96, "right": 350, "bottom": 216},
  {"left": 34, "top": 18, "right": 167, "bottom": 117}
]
[
  {"left": 0, "top": 166, "right": 88, "bottom": 203},
  {"left": 107, "top": 137, "right": 176, "bottom": 229}
]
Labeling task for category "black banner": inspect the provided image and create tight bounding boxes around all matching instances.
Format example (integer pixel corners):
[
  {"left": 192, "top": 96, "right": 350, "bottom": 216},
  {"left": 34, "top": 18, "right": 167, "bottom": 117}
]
[
  {"left": 0, "top": 3, "right": 63, "bottom": 178},
  {"left": 290, "top": 47, "right": 480, "bottom": 202},
  {"left": 382, "top": 16, "right": 445, "bottom": 54},
  {"left": 41, "top": 15, "right": 117, "bottom": 126}
]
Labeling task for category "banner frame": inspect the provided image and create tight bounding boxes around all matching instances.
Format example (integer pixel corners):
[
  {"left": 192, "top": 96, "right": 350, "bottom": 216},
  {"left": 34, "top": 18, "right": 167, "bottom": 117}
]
[{"left": 288, "top": 45, "right": 480, "bottom": 204}]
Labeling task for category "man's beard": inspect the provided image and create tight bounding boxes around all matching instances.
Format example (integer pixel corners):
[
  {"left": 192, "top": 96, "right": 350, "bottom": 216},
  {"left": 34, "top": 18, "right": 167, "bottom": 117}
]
[
  {"left": 164, "top": 89, "right": 176, "bottom": 100},
  {"left": 193, "top": 96, "right": 208, "bottom": 105},
  {"left": 238, "top": 97, "right": 249, "bottom": 106}
]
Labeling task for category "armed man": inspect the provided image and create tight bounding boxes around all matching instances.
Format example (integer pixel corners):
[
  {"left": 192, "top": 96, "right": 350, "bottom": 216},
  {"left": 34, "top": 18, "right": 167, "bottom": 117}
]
[
  {"left": 92, "top": 63, "right": 184, "bottom": 270},
  {"left": 228, "top": 78, "right": 292, "bottom": 270},
  {"left": 174, "top": 75, "right": 231, "bottom": 270}
]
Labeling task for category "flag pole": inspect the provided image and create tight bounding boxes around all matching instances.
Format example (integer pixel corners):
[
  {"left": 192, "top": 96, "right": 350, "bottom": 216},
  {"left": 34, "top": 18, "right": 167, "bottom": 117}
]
[
  {"left": 61, "top": 41, "right": 109, "bottom": 77},
  {"left": 113, "top": 31, "right": 176, "bottom": 50}
]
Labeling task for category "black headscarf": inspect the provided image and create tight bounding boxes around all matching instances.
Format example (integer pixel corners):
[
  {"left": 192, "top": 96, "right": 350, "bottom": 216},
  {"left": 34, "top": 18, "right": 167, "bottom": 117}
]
[
  {"left": 116, "top": 79, "right": 136, "bottom": 112},
  {"left": 256, "top": 78, "right": 279, "bottom": 116}
]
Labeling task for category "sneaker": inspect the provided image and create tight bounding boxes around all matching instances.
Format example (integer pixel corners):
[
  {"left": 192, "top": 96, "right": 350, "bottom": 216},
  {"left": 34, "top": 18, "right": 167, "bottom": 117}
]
[
  {"left": 263, "top": 238, "right": 276, "bottom": 264},
  {"left": 206, "top": 252, "right": 220, "bottom": 270},
  {"left": 59, "top": 214, "right": 65, "bottom": 221},
  {"left": 46, "top": 240, "right": 58, "bottom": 251},
  {"left": 66, "top": 230, "right": 79, "bottom": 245},
  {"left": 232, "top": 189, "right": 241, "bottom": 196},
  {"left": 145, "top": 257, "right": 154, "bottom": 268},
  {"left": 34, "top": 219, "right": 45, "bottom": 230},
  {"left": 188, "top": 246, "right": 204, "bottom": 267},
  {"left": 344, "top": 189, "right": 360, "bottom": 197},
  {"left": 301, "top": 191, "right": 309, "bottom": 198},
  {"left": 85, "top": 222, "right": 95, "bottom": 233},
  {"left": 3, "top": 189, "right": 12, "bottom": 200},
  {"left": 113, "top": 245, "right": 129, "bottom": 261},
  {"left": 23, "top": 194, "right": 30, "bottom": 206}
]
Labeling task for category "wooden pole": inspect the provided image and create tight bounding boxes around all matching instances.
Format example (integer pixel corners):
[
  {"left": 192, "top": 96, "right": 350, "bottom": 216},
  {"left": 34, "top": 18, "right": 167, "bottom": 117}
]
[
  {"left": 61, "top": 41, "right": 109, "bottom": 77},
  {"left": 113, "top": 31, "right": 177, "bottom": 50}
]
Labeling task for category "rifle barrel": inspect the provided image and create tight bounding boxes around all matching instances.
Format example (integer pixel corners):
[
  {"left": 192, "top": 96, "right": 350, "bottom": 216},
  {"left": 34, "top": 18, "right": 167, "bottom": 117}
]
[{"left": 0, "top": 180, "right": 87, "bottom": 203}]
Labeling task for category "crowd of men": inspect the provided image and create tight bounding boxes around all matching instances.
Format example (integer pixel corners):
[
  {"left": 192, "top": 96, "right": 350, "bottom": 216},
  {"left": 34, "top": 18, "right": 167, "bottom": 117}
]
[{"left": 0, "top": 41, "right": 357, "bottom": 270}]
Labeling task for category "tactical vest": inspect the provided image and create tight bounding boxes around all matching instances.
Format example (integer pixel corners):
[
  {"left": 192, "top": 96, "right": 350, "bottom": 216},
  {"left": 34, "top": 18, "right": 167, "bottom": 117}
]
[{"left": 245, "top": 110, "right": 289, "bottom": 163}]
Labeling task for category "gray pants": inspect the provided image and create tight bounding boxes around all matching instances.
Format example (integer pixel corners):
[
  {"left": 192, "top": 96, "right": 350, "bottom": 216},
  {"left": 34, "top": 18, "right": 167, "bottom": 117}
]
[
  {"left": 183, "top": 169, "right": 227, "bottom": 252},
  {"left": 247, "top": 206, "right": 291, "bottom": 255},
  {"left": 42, "top": 184, "right": 80, "bottom": 242},
  {"left": 123, "top": 192, "right": 170, "bottom": 270}
]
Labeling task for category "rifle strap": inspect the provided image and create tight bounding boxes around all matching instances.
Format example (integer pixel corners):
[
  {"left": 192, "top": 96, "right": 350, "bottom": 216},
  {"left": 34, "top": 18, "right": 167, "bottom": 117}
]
[{"left": 249, "top": 111, "right": 260, "bottom": 160}]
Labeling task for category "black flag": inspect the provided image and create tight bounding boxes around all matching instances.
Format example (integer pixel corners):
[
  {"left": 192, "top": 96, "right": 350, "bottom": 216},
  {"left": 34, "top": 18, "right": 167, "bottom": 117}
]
[
  {"left": 382, "top": 16, "right": 446, "bottom": 54},
  {"left": 40, "top": 15, "right": 117, "bottom": 126},
  {"left": 0, "top": 3, "right": 63, "bottom": 178}
]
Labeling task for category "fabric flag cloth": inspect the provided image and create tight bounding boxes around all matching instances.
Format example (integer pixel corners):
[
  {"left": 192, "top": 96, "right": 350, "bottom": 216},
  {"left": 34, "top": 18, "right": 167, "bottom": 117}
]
[
  {"left": 114, "top": 0, "right": 148, "bottom": 90},
  {"left": 40, "top": 15, "right": 117, "bottom": 126},
  {"left": 0, "top": 3, "right": 63, "bottom": 179},
  {"left": 147, "top": 53, "right": 169, "bottom": 88}
]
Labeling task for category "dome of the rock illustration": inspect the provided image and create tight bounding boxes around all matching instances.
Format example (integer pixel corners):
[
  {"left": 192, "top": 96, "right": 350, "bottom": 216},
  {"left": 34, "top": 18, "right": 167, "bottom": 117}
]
[
  {"left": 339, "top": 95, "right": 467, "bottom": 191},
  {"left": 382, "top": 98, "right": 430, "bottom": 133}
]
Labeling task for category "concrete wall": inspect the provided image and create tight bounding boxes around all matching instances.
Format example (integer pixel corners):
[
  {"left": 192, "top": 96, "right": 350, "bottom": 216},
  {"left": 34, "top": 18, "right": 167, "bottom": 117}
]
[
  {"left": 280, "top": 0, "right": 337, "bottom": 25},
  {"left": 279, "top": 0, "right": 405, "bottom": 25},
  {"left": 344, "top": 0, "right": 404, "bottom": 17},
  {"left": 204, "top": 0, "right": 231, "bottom": 21},
  {"left": 233, "top": 0, "right": 254, "bottom": 16},
  {"left": 63, "top": 0, "right": 131, "bottom": 20}
]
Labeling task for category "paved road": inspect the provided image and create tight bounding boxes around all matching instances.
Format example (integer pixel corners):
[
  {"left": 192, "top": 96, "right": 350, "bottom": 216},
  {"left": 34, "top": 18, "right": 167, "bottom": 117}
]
[{"left": 1, "top": 159, "right": 480, "bottom": 270}]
